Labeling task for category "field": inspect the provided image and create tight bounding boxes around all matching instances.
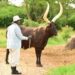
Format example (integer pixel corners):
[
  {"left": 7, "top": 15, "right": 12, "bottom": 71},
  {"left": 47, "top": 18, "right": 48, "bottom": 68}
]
[
  {"left": 0, "top": 26, "right": 73, "bottom": 47},
  {"left": 0, "top": 28, "right": 75, "bottom": 75},
  {"left": 0, "top": 0, "right": 75, "bottom": 75},
  {"left": 0, "top": 45, "right": 75, "bottom": 75}
]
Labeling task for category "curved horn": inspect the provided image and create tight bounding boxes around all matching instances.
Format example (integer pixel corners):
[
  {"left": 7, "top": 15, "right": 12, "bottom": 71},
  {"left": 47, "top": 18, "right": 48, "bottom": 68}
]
[
  {"left": 43, "top": 2, "right": 50, "bottom": 23},
  {"left": 52, "top": 2, "right": 63, "bottom": 22}
]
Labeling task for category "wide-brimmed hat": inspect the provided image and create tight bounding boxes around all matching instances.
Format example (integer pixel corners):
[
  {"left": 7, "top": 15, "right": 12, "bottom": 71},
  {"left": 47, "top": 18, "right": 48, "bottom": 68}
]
[{"left": 13, "top": 15, "right": 21, "bottom": 22}]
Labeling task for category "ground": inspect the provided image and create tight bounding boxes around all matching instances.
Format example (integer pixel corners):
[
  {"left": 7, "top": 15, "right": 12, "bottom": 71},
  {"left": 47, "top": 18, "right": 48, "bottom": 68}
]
[{"left": 0, "top": 45, "right": 75, "bottom": 75}]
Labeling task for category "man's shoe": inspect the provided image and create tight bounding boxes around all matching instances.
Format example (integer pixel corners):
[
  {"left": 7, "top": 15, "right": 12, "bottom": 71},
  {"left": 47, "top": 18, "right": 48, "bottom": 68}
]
[
  {"left": 12, "top": 70, "right": 21, "bottom": 74},
  {"left": 11, "top": 66, "right": 22, "bottom": 74}
]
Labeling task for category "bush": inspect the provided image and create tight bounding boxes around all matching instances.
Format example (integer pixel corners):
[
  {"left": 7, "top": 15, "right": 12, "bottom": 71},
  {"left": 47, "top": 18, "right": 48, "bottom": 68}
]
[
  {"left": 27, "top": 0, "right": 46, "bottom": 21},
  {"left": 56, "top": 16, "right": 67, "bottom": 29},
  {"left": 68, "top": 14, "right": 75, "bottom": 29},
  {"left": 48, "top": 26, "right": 73, "bottom": 45},
  {"left": 0, "top": 2, "right": 27, "bottom": 27},
  {"left": 60, "top": 25, "right": 73, "bottom": 41},
  {"left": 23, "top": 19, "right": 40, "bottom": 27}
]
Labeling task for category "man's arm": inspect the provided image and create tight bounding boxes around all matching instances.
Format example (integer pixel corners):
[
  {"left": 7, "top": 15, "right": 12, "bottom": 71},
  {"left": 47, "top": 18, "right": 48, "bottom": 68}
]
[{"left": 15, "top": 26, "right": 28, "bottom": 40}]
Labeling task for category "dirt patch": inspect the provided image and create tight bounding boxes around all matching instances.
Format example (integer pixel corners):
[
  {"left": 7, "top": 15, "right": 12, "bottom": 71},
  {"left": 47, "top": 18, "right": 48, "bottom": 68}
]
[{"left": 0, "top": 45, "right": 75, "bottom": 75}]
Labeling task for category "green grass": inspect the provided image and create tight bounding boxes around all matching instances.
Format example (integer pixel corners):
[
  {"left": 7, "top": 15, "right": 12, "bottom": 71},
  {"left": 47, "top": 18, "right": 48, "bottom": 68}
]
[
  {"left": 47, "top": 64, "right": 75, "bottom": 75},
  {"left": 48, "top": 36, "right": 66, "bottom": 45},
  {"left": 0, "top": 28, "right": 65, "bottom": 48},
  {"left": 0, "top": 26, "right": 74, "bottom": 47},
  {"left": 0, "top": 28, "right": 6, "bottom": 47},
  {"left": 48, "top": 26, "right": 74, "bottom": 45}
]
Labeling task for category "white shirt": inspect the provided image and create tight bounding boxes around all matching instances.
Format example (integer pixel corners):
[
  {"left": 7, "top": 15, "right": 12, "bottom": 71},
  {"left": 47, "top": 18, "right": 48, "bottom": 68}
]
[{"left": 7, "top": 23, "right": 28, "bottom": 49}]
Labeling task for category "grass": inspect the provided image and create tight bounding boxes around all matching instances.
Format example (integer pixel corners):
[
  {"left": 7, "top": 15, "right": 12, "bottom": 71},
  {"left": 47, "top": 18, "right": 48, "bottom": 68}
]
[
  {"left": 0, "top": 28, "right": 66, "bottom": 48},
  {"left": 48, "top": 26, "right": 74, "bottom": 45},
  {"left": 0, "top": 26, "right": 74, "bottom": 47},
  {"left": 0, "top": 28, "right": 6, "bottom": 47},
  {"left": 48, "top": 36, "right": 66, "bottom": 45},
  {"left": 47, "top": 64, "right": 75, "bottom": 75}
]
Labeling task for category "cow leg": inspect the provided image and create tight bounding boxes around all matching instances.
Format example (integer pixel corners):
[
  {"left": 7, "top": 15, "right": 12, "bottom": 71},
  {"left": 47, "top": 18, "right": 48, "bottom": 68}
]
[
  {"left": 5, "top": 49, "right": 9, "bottom": 64},
  {"left": 35, "top": 49, "right": 43, "bottom": 67}
]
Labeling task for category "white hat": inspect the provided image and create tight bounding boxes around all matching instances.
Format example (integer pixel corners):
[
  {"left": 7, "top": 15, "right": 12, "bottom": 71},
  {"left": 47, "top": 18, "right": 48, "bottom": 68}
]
[{"left": 13, "top": 15, "right": 21, "bottom": 22}]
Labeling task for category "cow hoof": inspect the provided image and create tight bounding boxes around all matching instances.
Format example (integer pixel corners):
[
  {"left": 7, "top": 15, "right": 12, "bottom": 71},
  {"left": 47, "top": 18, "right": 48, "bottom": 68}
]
[{"left": 36, "top": 64, "right": 43, "bottom": 67}]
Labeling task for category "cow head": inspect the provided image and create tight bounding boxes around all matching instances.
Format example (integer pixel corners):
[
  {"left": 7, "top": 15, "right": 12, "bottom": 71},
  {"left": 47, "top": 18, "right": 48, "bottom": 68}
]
[{"left": 43, "top": 2, "right": 63, "bottom": 36}]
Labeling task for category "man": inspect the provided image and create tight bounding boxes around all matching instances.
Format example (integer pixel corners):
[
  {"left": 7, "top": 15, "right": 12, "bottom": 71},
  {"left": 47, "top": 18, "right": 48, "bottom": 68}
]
[{"left": 6, "top": 15, "right": 31, "bottom": 74}]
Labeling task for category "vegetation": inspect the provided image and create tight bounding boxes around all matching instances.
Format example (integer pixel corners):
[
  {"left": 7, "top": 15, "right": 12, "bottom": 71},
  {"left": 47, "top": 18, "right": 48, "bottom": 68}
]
[
  {"left": 0, "top": 0, "right": 75, "bottom": 29},
  {"left": 48, "top": 26, "right": 74, "bottom": 45},
  {"left": 0, "top": 0, "right": 75, "bottom": 46},
  {"left": 47, "top": 64, "right": 75, "bottom": 75},
  {"left": 0, "top": 26, "right": 74, "bottom": 47},
  {"left": 0, "top": 1, "right": 27, "bottom": 27},
  {"left": 0, "top": 1, "right": 75, "bottom": 74},
  {"left": 23, "top": 19, "right": 40, "bottom": 27},
  {"left": 0, "top": 28, "right": 6, "bottom": 47}
]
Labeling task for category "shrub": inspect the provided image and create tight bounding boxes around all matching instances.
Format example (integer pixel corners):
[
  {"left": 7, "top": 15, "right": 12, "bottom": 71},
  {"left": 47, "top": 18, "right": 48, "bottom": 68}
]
[
  {"left": 27, "top": 0, "right": 46, "bottom": 21},
  {"left": 60, "top": 25, "right": 73, "bottom": 41},
  {"left": 56, "top": 16, "right": 67, "bottom": 29},
  {"left": 68, "top": 14, "right": 75, "bottom": 29},
  {"left": 0, "top": 2, "right": 27, "bottom": 27},
  {"left": 48, "top": 26, "right": 74, "bottom": 45},
  {"left": 23, "top": 19, "right": 40, "bottom": 27}
]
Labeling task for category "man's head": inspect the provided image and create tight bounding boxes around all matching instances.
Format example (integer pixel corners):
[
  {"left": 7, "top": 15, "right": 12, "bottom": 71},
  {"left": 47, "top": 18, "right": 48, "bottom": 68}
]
[{"left": 13, "top": 15, "right": 21, "bottom": 25}]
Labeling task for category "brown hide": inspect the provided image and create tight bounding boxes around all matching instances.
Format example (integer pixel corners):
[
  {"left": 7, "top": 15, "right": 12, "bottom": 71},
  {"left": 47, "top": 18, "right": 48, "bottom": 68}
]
[
  {"left": 5, "top": 22, "right": 57, "bottom": 67},
  {"left": 21, "top": 22, "right": 57, "bottom": 50}
]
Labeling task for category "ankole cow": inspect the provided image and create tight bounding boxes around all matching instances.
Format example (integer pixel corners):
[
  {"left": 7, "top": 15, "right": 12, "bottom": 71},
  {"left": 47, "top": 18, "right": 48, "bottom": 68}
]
[{"left": 6, "top": 2, "right": 63, "bottom": 67}]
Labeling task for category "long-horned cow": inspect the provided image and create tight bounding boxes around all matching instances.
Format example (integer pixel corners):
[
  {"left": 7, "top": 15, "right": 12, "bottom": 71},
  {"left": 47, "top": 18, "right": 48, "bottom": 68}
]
[
  {"left": 5, "top": 2, "right": 63, "bottom": 67},
  {"left": 21, "top": 2, "right": 63, "bottom": 67}
]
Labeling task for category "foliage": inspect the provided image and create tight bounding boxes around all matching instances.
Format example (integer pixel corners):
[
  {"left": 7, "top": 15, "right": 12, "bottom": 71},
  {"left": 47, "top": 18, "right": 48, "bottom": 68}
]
[
  {"left": 0, "top": 2, "right": 27, "bottom": 27},
  {"left": 25, "top": 0, "right": 46, "bottom": 21},
  {"left": 60, "top": 25, "right": 73, "bottom": 40},
  {"left": 48, "top": 26, "right": 74, "bottom": 45},
  {"left": 23, "top": 19, "right": 40, "bottom": 27},
  {"left": 0, "top": 0, "right": 75, "bottom": 29},
  {"left": 68, "top": 13, "right": 75, "bottom": 29},
  {"left": 56, "top": 16, "right": 67, "bottom": 29},
  {"left": 0, "top": 26, "right": 74, "bottom": 47}
]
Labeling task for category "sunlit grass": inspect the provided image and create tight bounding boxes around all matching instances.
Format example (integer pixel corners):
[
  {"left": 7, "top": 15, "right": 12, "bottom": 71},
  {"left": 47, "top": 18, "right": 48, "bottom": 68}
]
[
  {"left": 0, "top": 28, "right": 6, "bottom": 47},
  {"left": 0, "top": 28, "right": 65, "bottom": 47},
  {"left": 47, "top": 64, "right": 75, "bottom": 75},
  {"left": 0, "top": 26, "right": 74, "bottom": 47}
]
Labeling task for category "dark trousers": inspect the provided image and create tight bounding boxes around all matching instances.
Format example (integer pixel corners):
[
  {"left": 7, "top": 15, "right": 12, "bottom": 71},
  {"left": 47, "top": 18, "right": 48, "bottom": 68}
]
[{"left": 5, "top": 49, "right": 9, "bottom": 64}]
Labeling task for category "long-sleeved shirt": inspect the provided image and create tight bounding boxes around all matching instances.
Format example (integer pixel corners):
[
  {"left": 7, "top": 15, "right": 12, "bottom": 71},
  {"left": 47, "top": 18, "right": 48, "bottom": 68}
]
[{"left": 7, "top": 23, "right": 28, "bottom": 49}]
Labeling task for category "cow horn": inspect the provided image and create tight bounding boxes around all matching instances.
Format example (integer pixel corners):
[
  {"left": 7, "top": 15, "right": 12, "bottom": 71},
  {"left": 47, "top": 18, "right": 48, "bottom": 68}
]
[
  {"left": 43, "top": 2, "right": 50, "bottom": 23},
  {"left": 52, "top": 2, "right": 63, "bottom": 22}
]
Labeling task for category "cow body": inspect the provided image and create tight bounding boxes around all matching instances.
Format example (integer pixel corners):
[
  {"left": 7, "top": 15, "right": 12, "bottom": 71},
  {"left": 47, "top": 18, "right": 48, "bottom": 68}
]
[
  {"left": 21, "top": 22, "right": 57, "bottom": 67},
  {"left": 21, "top": 27, "right": 47, "bottom": 49}
]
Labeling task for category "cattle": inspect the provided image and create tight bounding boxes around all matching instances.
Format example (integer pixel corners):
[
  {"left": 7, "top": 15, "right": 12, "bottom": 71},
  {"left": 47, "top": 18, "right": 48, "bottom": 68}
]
[{"left": 5, "top": 2, "right": 63, "bottom": 67}]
